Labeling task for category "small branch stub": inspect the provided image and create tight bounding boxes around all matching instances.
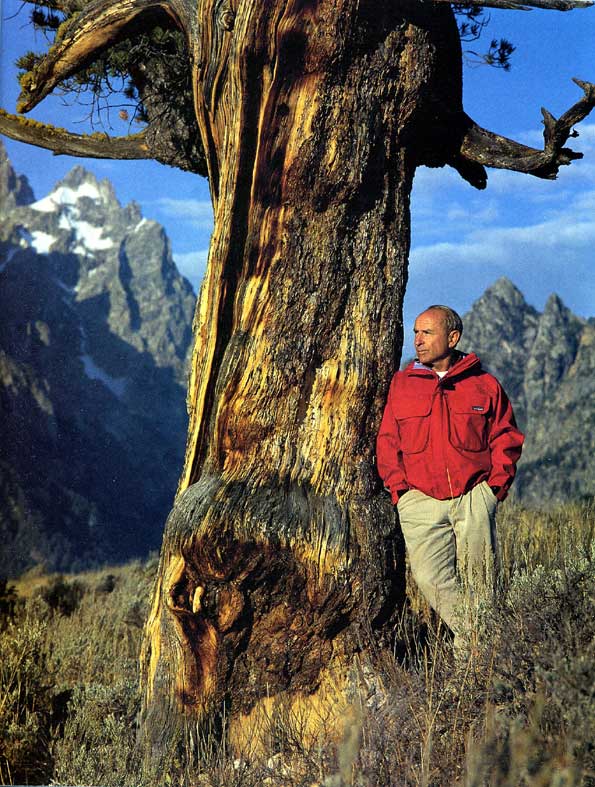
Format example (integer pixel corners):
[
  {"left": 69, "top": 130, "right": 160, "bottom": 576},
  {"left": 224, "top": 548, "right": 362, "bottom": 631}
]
[{"left": 219, "top": 5, "right": 235, "bottom": 31}]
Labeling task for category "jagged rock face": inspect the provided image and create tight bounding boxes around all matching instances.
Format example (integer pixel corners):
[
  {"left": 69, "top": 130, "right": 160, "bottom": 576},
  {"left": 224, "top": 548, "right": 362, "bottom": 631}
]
[
  {"left": 0, "top": 142, "right": 196, "bottom": 576},
  {"left": 0, "top": 143, "right": 35, "bottom": 213},
  {"left": 460, "top": 277, "right": 595, "bottom": 506},
  {"left": 459, "top": 277, "right": 539, "bottom": 427}
]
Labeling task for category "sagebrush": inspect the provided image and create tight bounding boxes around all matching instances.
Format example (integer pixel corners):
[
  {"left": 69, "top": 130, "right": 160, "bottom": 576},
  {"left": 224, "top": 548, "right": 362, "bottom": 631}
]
[{"left": 1, "top": 502, "right": 594, "bottom": 786}]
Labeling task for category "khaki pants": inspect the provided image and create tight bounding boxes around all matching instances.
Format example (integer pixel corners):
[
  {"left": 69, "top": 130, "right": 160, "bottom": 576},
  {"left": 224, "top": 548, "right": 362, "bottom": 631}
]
[{"left": 397, "top": 481, "right": 498, "bottom": 637}]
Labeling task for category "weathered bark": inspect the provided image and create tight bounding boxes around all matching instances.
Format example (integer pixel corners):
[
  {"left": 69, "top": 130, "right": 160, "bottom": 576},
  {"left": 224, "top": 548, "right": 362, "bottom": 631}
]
[
  {"left": 139, "top": 0, "right": 467, "bottom": 762},
  {"left": 7, "top": 0, "right": 595, "bottom": 769}
]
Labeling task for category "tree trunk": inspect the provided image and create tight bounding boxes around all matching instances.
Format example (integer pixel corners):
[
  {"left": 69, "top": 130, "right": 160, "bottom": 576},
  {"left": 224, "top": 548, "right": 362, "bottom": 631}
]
[{"left": 140, "top": 0, "right": 462, "bottom": 763}]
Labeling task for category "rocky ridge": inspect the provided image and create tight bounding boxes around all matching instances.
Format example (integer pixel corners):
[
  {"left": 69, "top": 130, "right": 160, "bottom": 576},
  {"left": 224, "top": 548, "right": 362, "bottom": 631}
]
[
  {"left": 0, "top": 141, "right": 196, "bottom": 576},
  {"left": 460, "top": 277, "right": 595, "bottom": 506}
]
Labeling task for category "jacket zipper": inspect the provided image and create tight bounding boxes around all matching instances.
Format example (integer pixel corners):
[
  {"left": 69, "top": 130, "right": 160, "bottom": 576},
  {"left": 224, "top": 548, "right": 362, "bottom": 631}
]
[{"left": 437, "top": 383, "right": 455, "bottom": 499}]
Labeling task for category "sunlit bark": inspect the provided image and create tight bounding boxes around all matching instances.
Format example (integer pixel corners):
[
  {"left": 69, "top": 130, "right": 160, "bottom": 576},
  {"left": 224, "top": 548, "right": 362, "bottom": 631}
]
[{"left": 140, "top": 0, "right": 458, "bottom": 758}]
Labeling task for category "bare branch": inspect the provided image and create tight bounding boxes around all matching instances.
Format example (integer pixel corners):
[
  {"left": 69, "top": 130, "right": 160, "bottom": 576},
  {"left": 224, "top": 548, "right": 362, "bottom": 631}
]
[
  {"left": 457, "top": 79, "right": 595, "bottom": 186},
  {"left": 438, "top": 0, "right": 592, "bottom": 11},
  {"left": 17, "top": 0, "right": 192, "bottom": 114},
  {"left": 0, "top": 109, "right": 151, "bottom": 160}
]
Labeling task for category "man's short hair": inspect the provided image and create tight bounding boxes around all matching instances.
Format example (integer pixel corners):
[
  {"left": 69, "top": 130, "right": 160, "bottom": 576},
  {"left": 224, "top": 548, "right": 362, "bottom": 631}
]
[{"left": 425, "top": 305, "right": 463, "bottom": 337}]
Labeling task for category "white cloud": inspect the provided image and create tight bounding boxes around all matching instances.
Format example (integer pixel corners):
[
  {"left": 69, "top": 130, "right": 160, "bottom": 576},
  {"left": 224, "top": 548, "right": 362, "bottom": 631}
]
[
  {"left": 407, "top": 132, "right": 595, "bottom": 333},
  {"left": 173, "top": 249, "right": 209, "bottom": 292},
  {"left": 412, "top": 201, "right": 595, "bottom": 269},
  {"left": 572, "top": 190, "right": 595, "bottom": 211},
  {"left": 446, "top": 201, "right": 501, "bottom": 224},
  {"left": 155, "top": 198, "right": 214, "bottom": 231},
  {"left": 413, "top": 165, "right": 463, "bottom": 194}
]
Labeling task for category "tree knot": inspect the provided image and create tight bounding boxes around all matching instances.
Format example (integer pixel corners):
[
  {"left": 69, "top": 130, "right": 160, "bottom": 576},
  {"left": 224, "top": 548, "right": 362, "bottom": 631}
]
[{"left": 217, "top": 2, "right": 235, "bottom": 32}]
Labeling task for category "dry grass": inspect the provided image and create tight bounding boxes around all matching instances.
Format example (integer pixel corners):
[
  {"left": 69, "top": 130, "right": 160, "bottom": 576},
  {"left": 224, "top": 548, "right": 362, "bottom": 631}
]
[{"left": 1, "top": 502, "right": 594, "bottom": 786}]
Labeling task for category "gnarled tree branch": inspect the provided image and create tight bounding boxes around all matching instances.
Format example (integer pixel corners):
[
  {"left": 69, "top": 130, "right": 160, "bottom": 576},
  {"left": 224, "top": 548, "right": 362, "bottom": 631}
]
[
  {"left": 0, "top": 109, "right": 152, "bottom": 160},
  {"left": 455, "top": 78, "right": 595, "bottom": 188},
  {"left": 0, "top": 107, "right": 206, "bottom": 173},
  {"left": 16, "top": 0, "right": 194, "bottom": 114}
]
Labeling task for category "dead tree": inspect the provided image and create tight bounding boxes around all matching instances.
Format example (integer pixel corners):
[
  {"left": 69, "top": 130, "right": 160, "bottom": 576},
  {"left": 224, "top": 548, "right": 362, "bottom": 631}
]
[{"left": 2, "top": 0, "right": 594, "bottom": 764}]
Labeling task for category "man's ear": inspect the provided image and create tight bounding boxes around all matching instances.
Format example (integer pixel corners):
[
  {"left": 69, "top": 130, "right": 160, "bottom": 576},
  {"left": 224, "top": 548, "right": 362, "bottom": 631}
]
[{"left": 448, "top": 330, "right": 461, "bottom": 349}]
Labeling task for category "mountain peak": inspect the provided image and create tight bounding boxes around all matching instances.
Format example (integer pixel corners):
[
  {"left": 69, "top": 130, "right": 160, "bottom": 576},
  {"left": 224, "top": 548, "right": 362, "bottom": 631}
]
[
  {"left": 28, "top": 165, "right": 129, "bottom": 236},
  {"left": 543, "top": 292, "right": 566, "bottom": 314},
  {"left": 0, "top": 138, "right": 35, "bottom": 212},
  {"left": 538, "top": 292, "right": 584, "bottom": 335},
  {"left": 461, "top": 276, "right": 536, "bottom": 346},
  {"left": 59, "top": 164, "right": 98, "bottom": 188},
  {"left": 27, "top": 165, "right": 119, "bottom": 217},
  {"left": 55, "top": 165, "right": 117, "bottom": 203},
  {"left": 484, "top": 276, "right": 527, "bottom": 307}
]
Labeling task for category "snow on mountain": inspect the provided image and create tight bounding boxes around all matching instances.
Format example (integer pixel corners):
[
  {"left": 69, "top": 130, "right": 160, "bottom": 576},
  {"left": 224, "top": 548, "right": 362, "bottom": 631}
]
[
  {"left": 31, "top": 173, "right": 117, "bottom": 254},
  {"left": 0, "top": 141, "right": 197, "bottom": 576},
  {"left": 31, "top": 180, "right": 107, "bottom": 211},
  {"left": 30, "top": 230, "right": 57, "bottom": 254}
]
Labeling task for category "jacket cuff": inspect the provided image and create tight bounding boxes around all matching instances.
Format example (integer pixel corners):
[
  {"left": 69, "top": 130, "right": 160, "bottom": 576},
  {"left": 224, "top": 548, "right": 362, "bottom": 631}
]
[
  {"left": 393, "top": 488, "right": 409, "bottom": 504},
  {"left": 488, "top": 482, "right": 508, "bottom": 501},
  {"left": 495, "top": 487, "right": 507, "bottom": 502}
]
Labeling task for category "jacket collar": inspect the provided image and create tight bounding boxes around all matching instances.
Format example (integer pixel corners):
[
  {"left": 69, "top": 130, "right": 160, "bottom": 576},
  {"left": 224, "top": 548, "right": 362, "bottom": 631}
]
[{"left": 406, "top": 351, "right": 481, "bottom": 380}]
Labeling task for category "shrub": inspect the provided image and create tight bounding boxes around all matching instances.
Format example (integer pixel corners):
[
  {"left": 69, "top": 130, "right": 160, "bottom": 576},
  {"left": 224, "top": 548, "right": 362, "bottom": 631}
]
[
  {"left": 0, "top": 579, "right": 18, "bottom": 626},
  {"left": 38, "top": 575, "right": 86, "bottom": 616},
  {"left": 52, "top": 681, "right": 142, "bottom": 787},
  {"left": 0, "top": 613, "right": 54, "bottom": 784},
  {"left": 2, "top": 504, "right": 595, "bottom": 786}
]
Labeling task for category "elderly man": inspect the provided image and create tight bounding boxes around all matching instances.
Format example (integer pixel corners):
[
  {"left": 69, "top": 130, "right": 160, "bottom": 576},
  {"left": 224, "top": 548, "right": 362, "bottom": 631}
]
[{"left": 377, "top": 305, "right": 524, "bottom": 640}]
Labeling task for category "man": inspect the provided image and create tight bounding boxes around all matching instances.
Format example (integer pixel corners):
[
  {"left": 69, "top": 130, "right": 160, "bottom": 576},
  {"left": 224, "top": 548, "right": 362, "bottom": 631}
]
[{"left": 376, "top": 305, "right": 524, "bottom": 640}]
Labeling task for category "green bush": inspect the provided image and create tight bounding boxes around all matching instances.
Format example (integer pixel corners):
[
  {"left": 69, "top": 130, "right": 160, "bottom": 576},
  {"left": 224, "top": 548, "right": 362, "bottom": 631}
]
[
  {"left": 1, "top": 560, "right": 153, "bottom": 784},
  {"left": 38, "top": 575, "right": 86, "bottom": 616},
  {"left": 0, "top": 579, "right": 18, "bottom": 626}
]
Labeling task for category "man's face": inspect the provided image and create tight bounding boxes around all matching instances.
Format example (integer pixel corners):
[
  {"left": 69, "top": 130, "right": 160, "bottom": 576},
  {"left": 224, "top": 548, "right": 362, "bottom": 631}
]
[{"left": 413, "top": 309, "right": 460, "bottom": 372}]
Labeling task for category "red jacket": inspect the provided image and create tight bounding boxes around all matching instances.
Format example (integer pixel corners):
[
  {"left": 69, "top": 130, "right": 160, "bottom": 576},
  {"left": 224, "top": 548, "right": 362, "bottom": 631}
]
[{"left": 377, "top": 353, "right": 524, "bottom": 504}]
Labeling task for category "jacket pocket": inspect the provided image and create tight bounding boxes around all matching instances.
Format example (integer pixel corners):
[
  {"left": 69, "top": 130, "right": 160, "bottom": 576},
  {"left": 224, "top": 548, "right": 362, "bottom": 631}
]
[
  {"left": 395, "top": 396, "right": 432, "bottom": 454},
  {"left": 448, "top": 394, "right": 490, "bottom": 452}
]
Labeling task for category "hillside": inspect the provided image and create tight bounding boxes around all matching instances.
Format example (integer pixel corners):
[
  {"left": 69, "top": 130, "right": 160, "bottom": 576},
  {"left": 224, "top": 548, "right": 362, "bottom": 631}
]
[{"left": 0, "top": 141, "right": 196, "bottom": 576}]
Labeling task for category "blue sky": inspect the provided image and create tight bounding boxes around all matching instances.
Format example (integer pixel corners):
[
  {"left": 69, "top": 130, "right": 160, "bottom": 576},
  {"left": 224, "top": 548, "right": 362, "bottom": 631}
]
[{"left": 1, "top": 0, "right": 594, "bottom": 350}]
